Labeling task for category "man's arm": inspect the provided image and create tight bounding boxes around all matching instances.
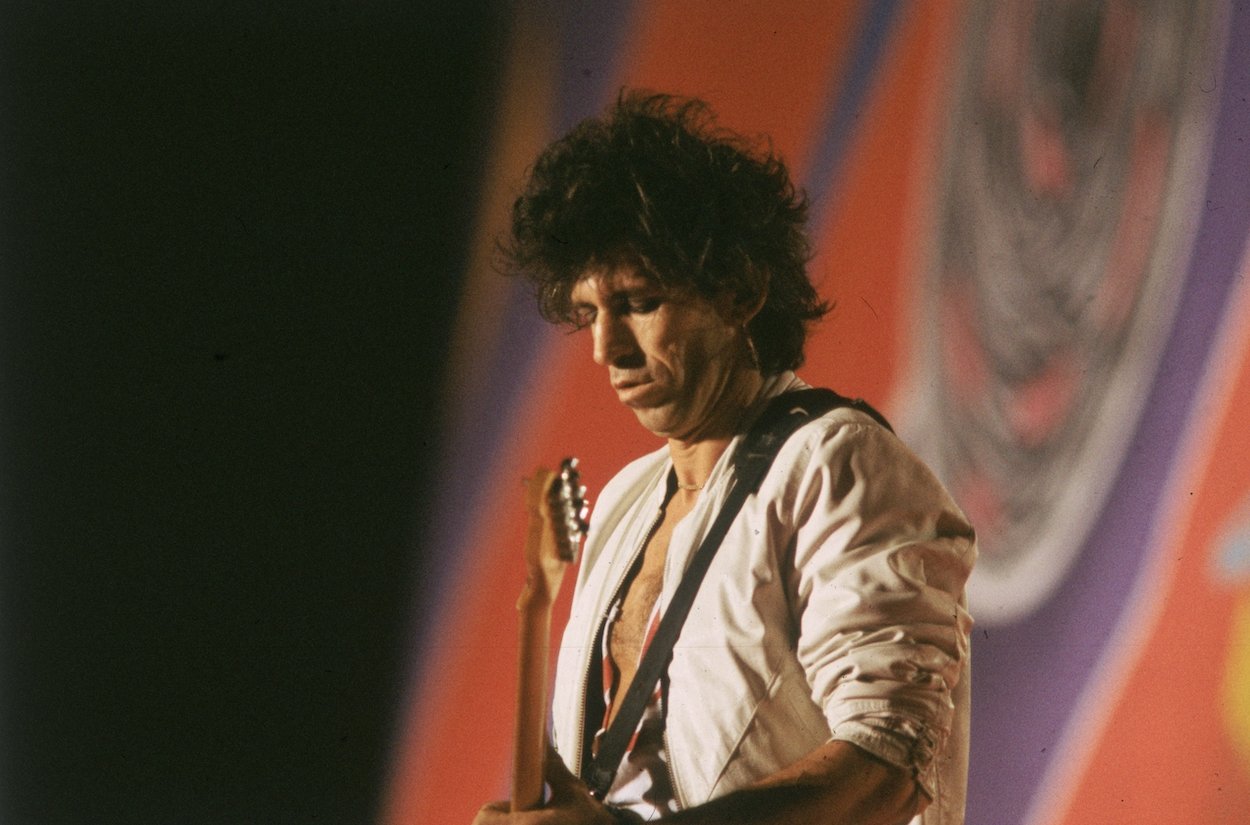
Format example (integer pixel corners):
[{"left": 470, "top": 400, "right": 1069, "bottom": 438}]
[
  {"left": 471, "top": 739, "right": 924, "bottom": 825},
  {"left": 663, "top": 739, "right": 924, "bottom": 825}
]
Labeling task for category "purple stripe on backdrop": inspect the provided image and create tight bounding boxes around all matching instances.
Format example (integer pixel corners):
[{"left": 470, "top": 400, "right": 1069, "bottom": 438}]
[
  {"left": 551, "top": 0, "right": 639, "bottom": 134},
  {"left": 801, "top": 0, "right": 904, "bottom": 228},
  {"left": 965, "top": 6, "right": 1250, "bottom": 825},
  {"left": 403, "top": 0, "right": 637, "bottom": 684}
]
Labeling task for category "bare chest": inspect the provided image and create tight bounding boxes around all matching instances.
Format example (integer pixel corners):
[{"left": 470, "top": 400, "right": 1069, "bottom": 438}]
[
  {"left": 610, "top": 518, "right": 673, "bottom": 669},
  {"left": 606, "top": 493, "right": 696, "bottom": 717}
]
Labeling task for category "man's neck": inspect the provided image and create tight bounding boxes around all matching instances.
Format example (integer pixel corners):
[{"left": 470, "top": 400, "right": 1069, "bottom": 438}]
[
  {"left": 666, "top": 436, "right": 732, "bottom": 492},
  {"left": 666, "top": 369, "right": 767, "bottom": 490}
]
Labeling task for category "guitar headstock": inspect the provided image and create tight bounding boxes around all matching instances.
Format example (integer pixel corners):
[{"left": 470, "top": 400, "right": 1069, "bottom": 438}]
[
  {"left": 548, "top": 457, "right": 589, "bottom": 563},
  {"left": 522, "top": 458, "right": 589, "bottom": 597}
]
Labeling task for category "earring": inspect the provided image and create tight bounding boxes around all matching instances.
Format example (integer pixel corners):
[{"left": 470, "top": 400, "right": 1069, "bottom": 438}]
[{"left": 743, "top": 326, "right": 760, "bottom": 369}]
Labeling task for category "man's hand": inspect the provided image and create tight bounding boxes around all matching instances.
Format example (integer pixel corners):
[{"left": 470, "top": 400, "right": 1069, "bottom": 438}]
[{"left": 471, "top": 747, "right": 617, "bottom": 825}]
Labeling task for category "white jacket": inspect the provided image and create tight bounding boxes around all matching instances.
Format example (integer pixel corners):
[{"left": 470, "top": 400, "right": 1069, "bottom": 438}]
[{"left": 551, "top": 374, "right": 976, "bottom": 824}]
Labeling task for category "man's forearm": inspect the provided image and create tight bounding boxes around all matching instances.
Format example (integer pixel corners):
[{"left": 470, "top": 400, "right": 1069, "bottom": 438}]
[{"left": 659, "top": 741, "right": 924, "bottom": 825}]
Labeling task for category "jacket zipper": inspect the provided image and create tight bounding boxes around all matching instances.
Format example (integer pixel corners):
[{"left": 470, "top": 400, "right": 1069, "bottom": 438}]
[{"left": 661, "top": 711, "right": 688, "bottom": 808}]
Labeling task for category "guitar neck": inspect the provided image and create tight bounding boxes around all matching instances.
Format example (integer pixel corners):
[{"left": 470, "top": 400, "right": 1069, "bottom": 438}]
[
  {"left": 510, "top": 460, "right": 585, "bottom": 812},
  {"left": 511, "top": 587, "right": 555, "bottom": 811}
]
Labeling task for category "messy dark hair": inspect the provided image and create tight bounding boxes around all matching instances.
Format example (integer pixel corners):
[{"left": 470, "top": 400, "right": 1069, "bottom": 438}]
[{"left": 502, "top": 91, "right": 828, "bottom": 374}]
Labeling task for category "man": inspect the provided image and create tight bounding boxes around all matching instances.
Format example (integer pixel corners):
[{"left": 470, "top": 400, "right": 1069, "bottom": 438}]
[{"left": 475, "top": 92, "right": 975, "bottom": 825}]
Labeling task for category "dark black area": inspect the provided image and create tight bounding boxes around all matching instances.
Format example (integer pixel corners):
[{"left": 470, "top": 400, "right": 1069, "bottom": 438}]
[{"left": 0, "top": 3, "right": 504, "bottom": 822}]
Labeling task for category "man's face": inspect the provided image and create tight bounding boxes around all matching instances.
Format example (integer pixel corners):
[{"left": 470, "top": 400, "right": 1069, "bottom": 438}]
[{"left": 569, "top": 267, "right": 747, "bottom": 441}]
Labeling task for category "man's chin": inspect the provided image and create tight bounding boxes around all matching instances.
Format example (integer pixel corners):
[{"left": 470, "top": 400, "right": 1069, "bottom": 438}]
[{"left": 628, "top": 405, "right": 680, "bottom": 439}]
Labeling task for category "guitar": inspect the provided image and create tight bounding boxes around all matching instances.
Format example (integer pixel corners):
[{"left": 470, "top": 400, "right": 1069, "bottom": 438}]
[{"left": 511, "top": 458, "right": 588, "bottom": 812}]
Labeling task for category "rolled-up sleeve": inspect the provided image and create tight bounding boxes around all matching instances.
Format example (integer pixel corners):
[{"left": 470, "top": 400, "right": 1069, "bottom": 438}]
[{"left": 786, "top": 419, "right": 976, "bottom": 797}]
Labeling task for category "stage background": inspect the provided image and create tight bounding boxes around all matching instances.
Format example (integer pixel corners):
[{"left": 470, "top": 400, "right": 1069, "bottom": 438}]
[
  {"left": 2, "top": 2, "right": 1247, "bottom": 824},
  {"left": 386, "top": 3, "right": 1250, "bottom": 825}
]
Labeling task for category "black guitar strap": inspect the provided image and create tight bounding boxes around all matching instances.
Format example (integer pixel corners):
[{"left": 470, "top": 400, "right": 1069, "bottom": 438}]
[{"left": 584, "top": 388, "right": 892, "bottom": 799}]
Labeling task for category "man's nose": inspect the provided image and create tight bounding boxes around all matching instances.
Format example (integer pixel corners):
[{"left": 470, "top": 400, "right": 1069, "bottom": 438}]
[{"left": 591, "top": 314, "right": 635, "bottom": 366}]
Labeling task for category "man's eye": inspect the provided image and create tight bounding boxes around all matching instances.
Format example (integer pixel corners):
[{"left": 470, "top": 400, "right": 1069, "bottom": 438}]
[
  {"left": 628, "top": 297, "right": 661, "bottom": 314},
  {"left": 570, "top": 308, "right": 596, "bottom": 328}
]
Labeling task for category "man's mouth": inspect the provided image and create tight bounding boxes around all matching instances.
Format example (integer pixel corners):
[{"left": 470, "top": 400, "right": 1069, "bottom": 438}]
[{"left": 611, "top": 375, "right": 653, "bottom": 404}]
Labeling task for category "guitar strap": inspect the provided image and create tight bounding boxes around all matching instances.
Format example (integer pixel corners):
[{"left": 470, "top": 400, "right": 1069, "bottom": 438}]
[{"left": 584, "top": 388, "right": 892, "bottom": 800}]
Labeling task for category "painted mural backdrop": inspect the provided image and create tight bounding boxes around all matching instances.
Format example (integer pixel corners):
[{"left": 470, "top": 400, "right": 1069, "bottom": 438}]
[{"left": 385, "top": 2, "right": 1250, "bottom": 824}]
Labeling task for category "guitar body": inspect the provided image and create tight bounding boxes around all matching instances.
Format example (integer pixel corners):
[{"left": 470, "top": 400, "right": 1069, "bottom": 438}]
[{"left": 511, "top": 459, "right": 587, "bottom": 812}]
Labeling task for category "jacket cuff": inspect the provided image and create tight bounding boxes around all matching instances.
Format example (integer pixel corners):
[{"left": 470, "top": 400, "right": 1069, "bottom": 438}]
[{"left": 831, "top": 713, "right": 942, "bottom": 799}]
